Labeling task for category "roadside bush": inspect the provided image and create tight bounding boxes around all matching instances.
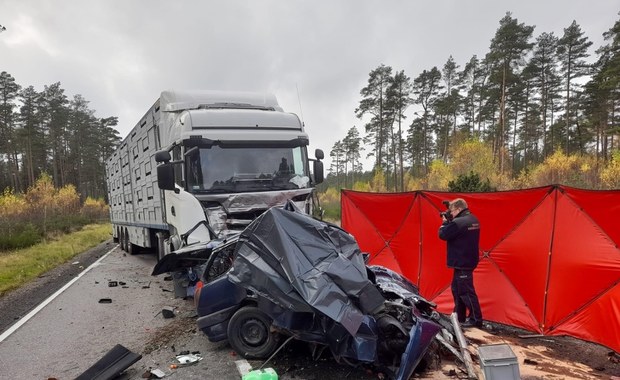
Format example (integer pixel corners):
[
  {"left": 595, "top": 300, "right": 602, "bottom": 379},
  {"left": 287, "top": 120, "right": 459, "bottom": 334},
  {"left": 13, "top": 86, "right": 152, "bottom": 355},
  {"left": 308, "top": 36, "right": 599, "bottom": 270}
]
[
  {"left": 0, "top": 174, "right": 110, "bottom": 251},
  {"left": 0, "top": 223, "right": 41, "bottom": 250},
  {"left": 318, "top": 187, "right": 341, "bottom": 221},
  {"left": 80, "top": 197, "right": 109, "bottom": 222}
]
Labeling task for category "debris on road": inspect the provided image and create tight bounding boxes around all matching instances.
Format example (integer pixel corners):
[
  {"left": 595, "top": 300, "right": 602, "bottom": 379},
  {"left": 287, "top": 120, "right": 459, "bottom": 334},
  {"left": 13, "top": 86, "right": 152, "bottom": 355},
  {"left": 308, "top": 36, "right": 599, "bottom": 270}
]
[
  {"left": 172, "top": 352, "right": 203, "bottom": 366},
  {"left": 161, "top": 307, "right": 176, "bottom": 319},
  {"left": 75, "top": 344, "right": 142, "bottom": 380},
  {"left": 141, "top": 368, "right": 166, "bottom": 378},
  {"left": 98, "top": 298, "right": 112, "bottom": 304}
]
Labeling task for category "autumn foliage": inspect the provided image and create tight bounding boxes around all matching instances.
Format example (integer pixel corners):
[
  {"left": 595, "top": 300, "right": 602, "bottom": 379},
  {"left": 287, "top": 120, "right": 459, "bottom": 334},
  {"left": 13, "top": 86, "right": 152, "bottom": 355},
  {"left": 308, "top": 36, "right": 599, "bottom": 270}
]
[{"left": 0, "top": 174, "right": 109, "bottom": 249}]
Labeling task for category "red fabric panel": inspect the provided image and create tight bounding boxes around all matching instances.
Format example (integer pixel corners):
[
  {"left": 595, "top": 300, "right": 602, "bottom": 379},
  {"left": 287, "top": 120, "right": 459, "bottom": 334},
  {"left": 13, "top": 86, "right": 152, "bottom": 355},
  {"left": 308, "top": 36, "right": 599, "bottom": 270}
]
[
  {"left": 370, "top": 246, "right": 403, "bottom": 274},
  {"left": 418, "top": 197, "right": 453, "bottom": 299},
  {"left": 563, "top": 187, "right": 620, "bottom": 246},
  {"left": 340, "top": 185, "right": 620, "bottom": 353},
  {"left": 421, "top": 187, "right": 551, "bottom": 253},
  {"left": 547, "top": 284, "right": 620, "bottom": 353},
  {"left": 545, "top": 191, "right": 620, "bottom": 330},
  {"left": 341, "top": 192, "right": 386, "bottom": 257},
  {"left": 489, "top": 195, "right": 555, "bottom": 325},
  {"left": 475, "top": 259, "right": 542, "bottom": 332},
  {"left": 385, "top": 198, "right": 422, "bottom": 285},
  {"left": 341, "top": 190, "right": 415, "bottom": 242}
]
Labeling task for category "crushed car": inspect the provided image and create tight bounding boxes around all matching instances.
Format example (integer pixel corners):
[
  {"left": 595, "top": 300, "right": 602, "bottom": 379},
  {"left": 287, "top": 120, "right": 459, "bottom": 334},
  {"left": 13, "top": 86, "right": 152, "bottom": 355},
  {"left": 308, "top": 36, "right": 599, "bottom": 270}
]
[{"left": 154, "top": 201, "right": 450, "bottom": 379}]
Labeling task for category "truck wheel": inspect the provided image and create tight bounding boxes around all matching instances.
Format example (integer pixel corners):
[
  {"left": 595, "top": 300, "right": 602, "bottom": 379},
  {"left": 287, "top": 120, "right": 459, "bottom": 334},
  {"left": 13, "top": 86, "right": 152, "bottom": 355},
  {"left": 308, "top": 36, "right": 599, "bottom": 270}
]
[
  {"left": 119, "top": 230, "right": 125, "bottom": 251},
  {"left": 128, "top": 243, "right": 140, "bottom": 255},
  {"left": 122, "top": 229, "right": 129, "bottom": 252},
  {"left": 227, "top": 306, "right": 280, "bottom": 359}
]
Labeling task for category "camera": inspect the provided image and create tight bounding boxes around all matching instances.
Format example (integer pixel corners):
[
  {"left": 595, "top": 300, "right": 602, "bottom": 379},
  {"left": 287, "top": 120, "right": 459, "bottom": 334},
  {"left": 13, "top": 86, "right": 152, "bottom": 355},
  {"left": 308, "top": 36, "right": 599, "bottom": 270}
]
[{"left": 439, "top": 200, "right": 453, "bottom": 221}]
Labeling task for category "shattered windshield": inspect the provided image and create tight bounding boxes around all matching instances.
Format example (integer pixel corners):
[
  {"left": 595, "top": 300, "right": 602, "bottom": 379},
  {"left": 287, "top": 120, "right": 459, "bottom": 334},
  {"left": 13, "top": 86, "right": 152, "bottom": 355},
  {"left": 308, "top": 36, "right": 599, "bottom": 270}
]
[{"left": 186, "top": 145, "right": 310, "bottom": 193}]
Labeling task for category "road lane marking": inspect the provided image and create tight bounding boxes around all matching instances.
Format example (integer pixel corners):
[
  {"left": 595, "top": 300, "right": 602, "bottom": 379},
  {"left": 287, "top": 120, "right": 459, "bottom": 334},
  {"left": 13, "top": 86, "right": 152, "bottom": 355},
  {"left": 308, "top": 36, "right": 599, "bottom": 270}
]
[{"left": 0, "top": 245, "right": 118, "bottom": 343}]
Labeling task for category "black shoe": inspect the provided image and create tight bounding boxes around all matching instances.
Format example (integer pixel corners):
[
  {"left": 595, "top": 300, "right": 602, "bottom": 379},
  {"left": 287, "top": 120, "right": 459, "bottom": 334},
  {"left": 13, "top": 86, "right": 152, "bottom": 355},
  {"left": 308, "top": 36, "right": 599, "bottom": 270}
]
[{"left": 461, "top": 319, "right": 483, "bottom": 328}]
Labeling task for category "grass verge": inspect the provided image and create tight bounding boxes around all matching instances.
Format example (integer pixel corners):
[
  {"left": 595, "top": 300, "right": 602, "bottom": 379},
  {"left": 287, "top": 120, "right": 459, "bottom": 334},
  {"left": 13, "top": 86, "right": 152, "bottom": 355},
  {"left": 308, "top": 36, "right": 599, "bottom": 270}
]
[{"left": 0, "top": 223, "right": 111, "bottom": 296}]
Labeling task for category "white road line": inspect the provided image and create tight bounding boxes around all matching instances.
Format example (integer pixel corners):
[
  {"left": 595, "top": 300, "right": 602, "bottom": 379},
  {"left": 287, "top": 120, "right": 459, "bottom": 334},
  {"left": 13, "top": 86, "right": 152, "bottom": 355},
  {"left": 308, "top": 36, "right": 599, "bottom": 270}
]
[{"left": 0, "top": 245, "right": 118, "bottom": 343}]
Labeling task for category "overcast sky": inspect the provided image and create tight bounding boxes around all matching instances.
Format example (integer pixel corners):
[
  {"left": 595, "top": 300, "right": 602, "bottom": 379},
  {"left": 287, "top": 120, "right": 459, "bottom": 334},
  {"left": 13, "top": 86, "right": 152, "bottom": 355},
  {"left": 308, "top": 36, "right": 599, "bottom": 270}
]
[{"left": 2, "top": 1, "right": 618, "bottom": 170}]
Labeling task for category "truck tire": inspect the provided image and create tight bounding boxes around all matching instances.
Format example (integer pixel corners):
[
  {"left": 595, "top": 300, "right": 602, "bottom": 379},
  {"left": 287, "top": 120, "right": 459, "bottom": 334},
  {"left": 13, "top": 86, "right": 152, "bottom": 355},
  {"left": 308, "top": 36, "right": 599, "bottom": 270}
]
[
  {"left": 121, "top": 229, "right": 129, "bottom": 252},
  {"left": 128, "top": 242, "right": 140, "bottom": 255},
  {"left": 227, "top": 306, "right": 280, "bottom": 359}
]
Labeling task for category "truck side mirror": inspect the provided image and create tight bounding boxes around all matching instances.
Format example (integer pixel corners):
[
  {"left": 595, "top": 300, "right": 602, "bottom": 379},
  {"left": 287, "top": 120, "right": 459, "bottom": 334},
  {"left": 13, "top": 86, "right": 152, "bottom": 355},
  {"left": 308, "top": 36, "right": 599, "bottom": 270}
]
[
  {"left": 155, "top": 150, "right": 172, "bottom": 163},
  {"left": 315, "top": 149, "right": 324, "bottom": 160},
  {"left": 157, "top": 163, "right": 175, "bottom": 190},
  {"left": 313, "top": 160, "right": 324, "bottom": 184}
]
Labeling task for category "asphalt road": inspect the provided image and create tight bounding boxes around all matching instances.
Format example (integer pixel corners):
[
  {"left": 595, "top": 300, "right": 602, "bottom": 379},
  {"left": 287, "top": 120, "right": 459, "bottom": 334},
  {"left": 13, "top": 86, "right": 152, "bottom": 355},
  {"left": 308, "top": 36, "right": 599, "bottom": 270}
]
[{"left": 0, "top": 242, "right": 380, "bottom": 380}]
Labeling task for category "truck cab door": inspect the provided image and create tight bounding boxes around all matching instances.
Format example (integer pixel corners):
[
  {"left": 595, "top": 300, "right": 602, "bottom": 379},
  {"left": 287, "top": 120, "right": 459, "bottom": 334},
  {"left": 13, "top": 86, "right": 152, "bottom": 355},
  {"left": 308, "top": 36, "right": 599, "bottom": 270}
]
[{"left": 164, "top": 185, "right": 211, "bottom": 247}]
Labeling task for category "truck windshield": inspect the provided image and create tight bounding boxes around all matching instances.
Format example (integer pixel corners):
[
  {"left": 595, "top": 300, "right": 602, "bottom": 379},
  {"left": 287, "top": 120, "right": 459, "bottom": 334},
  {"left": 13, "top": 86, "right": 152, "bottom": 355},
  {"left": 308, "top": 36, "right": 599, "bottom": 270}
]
[{"left": 186, "top": 146, "right": 310, "bottom": 193}]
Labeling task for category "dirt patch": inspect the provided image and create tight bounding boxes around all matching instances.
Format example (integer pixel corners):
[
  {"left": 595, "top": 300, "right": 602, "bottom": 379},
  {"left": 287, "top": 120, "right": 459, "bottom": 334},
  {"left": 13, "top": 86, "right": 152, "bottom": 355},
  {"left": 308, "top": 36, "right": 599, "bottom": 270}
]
[{"left": 460, "top": 322, "right": 620, "bottom": 379}]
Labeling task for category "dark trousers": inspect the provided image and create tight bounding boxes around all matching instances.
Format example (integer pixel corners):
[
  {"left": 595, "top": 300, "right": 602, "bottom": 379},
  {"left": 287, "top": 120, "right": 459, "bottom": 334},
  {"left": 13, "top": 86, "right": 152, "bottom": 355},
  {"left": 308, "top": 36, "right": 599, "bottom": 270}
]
[{"left": 451, "top": 269, "right": 482, "bottom": 324}]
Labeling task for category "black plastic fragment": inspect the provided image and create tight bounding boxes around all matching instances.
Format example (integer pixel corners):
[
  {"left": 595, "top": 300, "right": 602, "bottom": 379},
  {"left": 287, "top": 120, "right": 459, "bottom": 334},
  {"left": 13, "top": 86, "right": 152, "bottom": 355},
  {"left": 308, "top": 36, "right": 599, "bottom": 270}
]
[{"left": 75, "top": 344, "right": 142, "bottom": 380}]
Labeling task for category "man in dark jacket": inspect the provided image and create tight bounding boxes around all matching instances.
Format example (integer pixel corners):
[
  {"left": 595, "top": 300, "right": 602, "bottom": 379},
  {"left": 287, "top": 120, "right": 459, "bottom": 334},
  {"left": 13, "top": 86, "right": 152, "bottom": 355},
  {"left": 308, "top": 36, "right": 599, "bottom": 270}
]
[{"left": 438, "top": 198, "right": 483, "bottom": 328}]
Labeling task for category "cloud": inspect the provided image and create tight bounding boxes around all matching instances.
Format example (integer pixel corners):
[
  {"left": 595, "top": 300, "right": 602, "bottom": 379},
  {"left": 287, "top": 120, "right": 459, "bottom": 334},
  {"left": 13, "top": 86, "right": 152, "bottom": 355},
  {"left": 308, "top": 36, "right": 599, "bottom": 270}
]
[{"left": 1, "top": 0, "right": 618, "bottom": 171}]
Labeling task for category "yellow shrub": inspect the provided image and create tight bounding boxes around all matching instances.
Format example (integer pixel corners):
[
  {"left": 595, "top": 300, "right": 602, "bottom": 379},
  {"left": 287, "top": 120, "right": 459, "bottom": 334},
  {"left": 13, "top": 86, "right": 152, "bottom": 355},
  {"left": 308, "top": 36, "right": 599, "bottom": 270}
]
[
  {"left": 403, "top": 172, "right": 422, "bottom": 191},
  {"left": 425, "top": 160, "right": 453, "bottom": 190},
  {"left": 369, "top": 168, "right": 387, "bottom": 192},
  {"left": 80, "top": 197, "right": 109, "bottom": 221},
  {"left": 318, "top": 187, "right": 341, "bottom": 205},
  {"left": 352, "top": 181, "right": 371, "bottom": 192},
  {"left": 526, "top": 150, "right": 598, "bottom": 188},
  {"left": 54, "top": 185, "right": 80, "bottom": 215},
  {"left": 0, "top": 189, "right": 28, "bottom": 219},
  {"left": 600, "top": 151, "right": 620, "bottom": 189}
]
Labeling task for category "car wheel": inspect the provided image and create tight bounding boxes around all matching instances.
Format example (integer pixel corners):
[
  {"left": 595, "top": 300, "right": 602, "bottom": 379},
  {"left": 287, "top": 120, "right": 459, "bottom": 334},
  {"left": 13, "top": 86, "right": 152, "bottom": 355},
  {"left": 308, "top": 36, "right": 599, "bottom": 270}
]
[{"left": 227, "top": 306, "right": 280, "bottom": 359}]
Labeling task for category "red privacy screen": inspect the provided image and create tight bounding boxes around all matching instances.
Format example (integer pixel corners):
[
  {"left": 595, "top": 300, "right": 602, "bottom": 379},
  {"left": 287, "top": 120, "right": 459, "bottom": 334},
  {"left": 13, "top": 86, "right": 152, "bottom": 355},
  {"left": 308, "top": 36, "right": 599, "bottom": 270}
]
[{"left": 341, "top": 186, "right": 620, "bottom": 353}]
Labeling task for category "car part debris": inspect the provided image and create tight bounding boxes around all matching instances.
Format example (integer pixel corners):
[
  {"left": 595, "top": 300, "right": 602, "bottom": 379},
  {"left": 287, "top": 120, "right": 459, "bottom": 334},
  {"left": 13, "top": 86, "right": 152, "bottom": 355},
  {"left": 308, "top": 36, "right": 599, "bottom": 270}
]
[
  {"left": 141, "top": 368, "right": 166, "bottom": 378},
  {"left": 75, "top": 344, "right": 142, "bottom": 380},
  {"left": 161, "top": 307, "right": 176, "bottom": 319},
  {"left": 98, "top": 298, "right": 112, "bottom": 304},
  {"left": 450, "top": 312, "right": 477, "bottom": 379},
  {"left": 173, "top": 353, "right": 203, "bottom": 366},
  {"left": 108, "top": 281, "right": 118, "bottom": 287}
]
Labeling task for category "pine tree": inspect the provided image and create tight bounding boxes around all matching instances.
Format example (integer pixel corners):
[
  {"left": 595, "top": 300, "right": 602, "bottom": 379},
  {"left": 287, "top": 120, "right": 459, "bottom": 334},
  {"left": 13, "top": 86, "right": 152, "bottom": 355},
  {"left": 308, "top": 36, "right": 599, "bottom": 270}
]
[
  {"left": 486, "top": 12, "right": 534, "bottom": 173},
  {"left": 411, "top": 67, "right": 442, "bottom": 174},
  {"left": 557, "top": 20, "right": 593, "bottom": 154},
  {"left": 356, "top": 64, "right": 393, "bottom": 171}
]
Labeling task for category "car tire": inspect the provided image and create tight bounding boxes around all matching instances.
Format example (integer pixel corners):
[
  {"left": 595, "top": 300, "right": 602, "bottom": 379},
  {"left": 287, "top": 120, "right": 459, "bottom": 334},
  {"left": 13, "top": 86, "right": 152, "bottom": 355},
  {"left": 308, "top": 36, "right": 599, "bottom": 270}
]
[{"left": 227, "top": 306, "right": 280, "bottom": 359}]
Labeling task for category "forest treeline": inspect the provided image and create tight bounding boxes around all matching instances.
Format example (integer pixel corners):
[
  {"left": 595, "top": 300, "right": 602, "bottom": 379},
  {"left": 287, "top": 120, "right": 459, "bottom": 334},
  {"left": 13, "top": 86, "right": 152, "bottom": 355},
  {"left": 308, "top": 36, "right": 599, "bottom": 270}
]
[
  {"left": 328, "top": 12, "right": 620, "bottom": 193},
  {"left": 0, "top": 75, "right": 121, "bottom": 198}
]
